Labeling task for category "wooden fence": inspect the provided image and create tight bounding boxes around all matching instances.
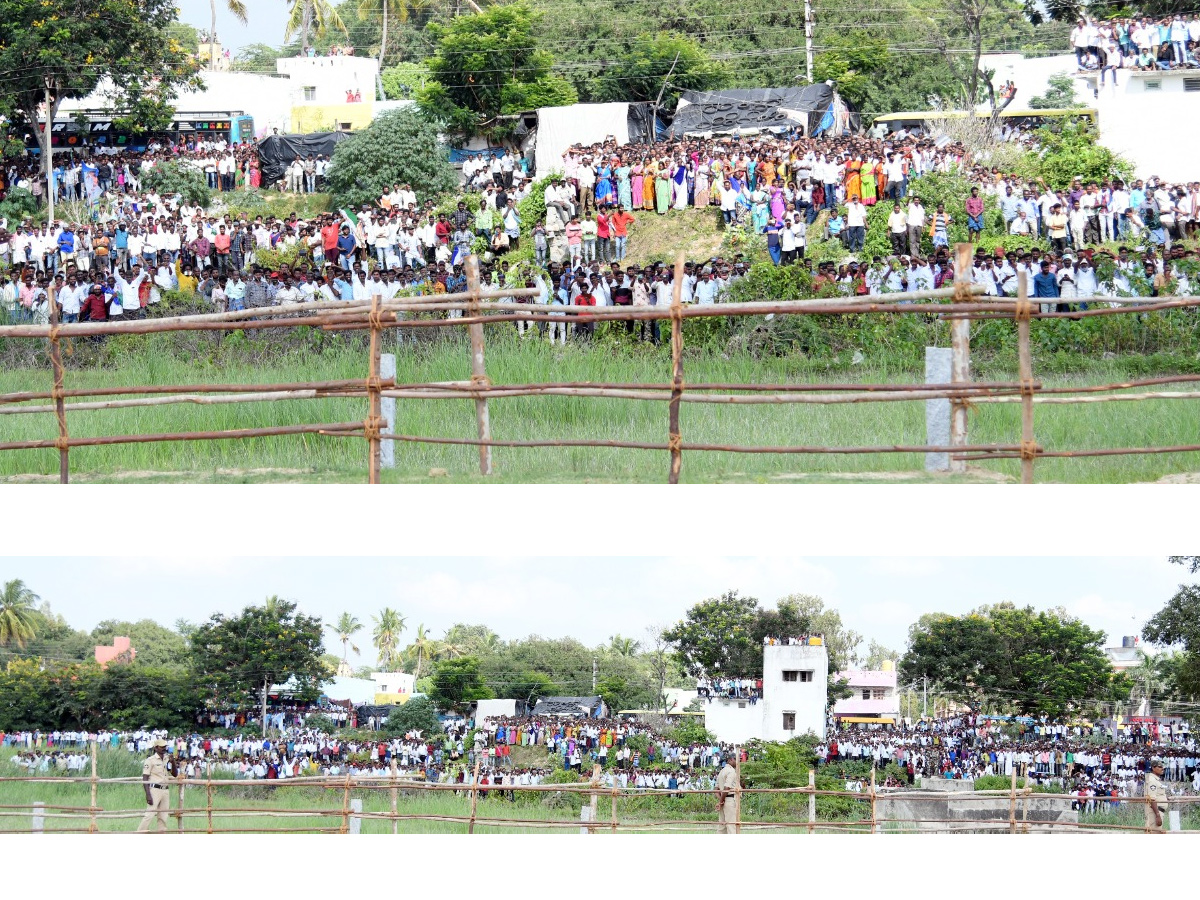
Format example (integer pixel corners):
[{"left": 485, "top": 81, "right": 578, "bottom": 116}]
[
  {"left": 1, "top": 752, "right": 1194, "bottom": 834},
  {"left": 4, "top": 244, "right": 1200, "bottom": 483}
]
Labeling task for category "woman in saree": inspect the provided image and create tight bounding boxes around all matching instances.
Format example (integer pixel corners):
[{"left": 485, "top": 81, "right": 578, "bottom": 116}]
[
  {"left": 844, "top": 155, "right": 863, "bottom": 202},
  {"left": 672, "top": 159, "right": 689, "bottom": 210},
  {"left": 631, "top": 160, "right": 645, "bottom": 209},
  {"left": 615, "top": 158, "right": 632, "bottom": 211},
  {"left": 694, "top": 163, "right": 711, "bottom": 208},
  {"left": 655, "top": 159, "right": 671, "bottom": 215},
  {"left": 861, "top": 157, "right": 879, "bottom": 206},
  {"left": 643, "top": 158, "right": 657, "bottom": 211}
]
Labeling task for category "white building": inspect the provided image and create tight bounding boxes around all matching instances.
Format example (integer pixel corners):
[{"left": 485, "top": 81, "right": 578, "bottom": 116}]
[
  {"left": 371, "top": 671, "right": 416, "bottom": 704},
  {"left": 981, "top": 52, "right": 1198, "bottom": 182},
  {"left": 703, "top": 642, "right": 828, "bottom": 744}
]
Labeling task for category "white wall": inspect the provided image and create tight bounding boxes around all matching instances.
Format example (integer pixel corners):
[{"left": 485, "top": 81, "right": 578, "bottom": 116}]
[
  {"left": 371, "top": 671, "right": 415, "bottom": 695},
  {"left": 278, "top": 56, "right": 379, "bottom": 106},
  {"left": 704, "top": 698, "right": 766, "bottom": 744},
  {"left": 761, "top": 644, "right": 828, "bottom": 741}
]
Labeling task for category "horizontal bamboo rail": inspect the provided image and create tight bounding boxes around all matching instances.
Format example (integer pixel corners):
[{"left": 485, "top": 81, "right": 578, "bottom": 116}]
[
  {"left": 0, "top": 765, "right": 1192, "bottom": 835},
  {"left": 4, "top": 247, "right": 1200, "bottom": 483}
]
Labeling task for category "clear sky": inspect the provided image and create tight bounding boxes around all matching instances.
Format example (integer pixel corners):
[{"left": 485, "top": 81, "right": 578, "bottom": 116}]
[
  {"left": 2, "top": 556, "right": 1179, "bottom": 666},
  {"left": 177, "top": 0, "right": 294, "bottom": 54}
]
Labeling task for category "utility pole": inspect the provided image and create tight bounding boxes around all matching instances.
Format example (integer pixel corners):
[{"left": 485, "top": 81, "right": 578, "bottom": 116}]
[
  {"left": 592, "top": 657, "right": 598, "bottom": 693},
  {"left": 922, "top": 676, "right": 928, "bottom": 719},
  {"left": 651, "top": 51, "right": 681, "bottom": 141},
  {"left": 804, "top": 0, "right": 815, "bottom": 85},
  {"left": 44, "top": 86, "right": 54, "bottom": 230}
]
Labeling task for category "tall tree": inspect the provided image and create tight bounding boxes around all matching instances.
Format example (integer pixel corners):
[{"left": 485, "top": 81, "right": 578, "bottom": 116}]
[
  {"left": 371, "top": 607, "right": 406, "bottom": 668},
  {"left": 663, "top": 591, "right": 762, "bottom": 679},
  {"left": 1142, "top": 556, "right": 1200, "bottom": 699},
  {"left": 357, "top": 0, "right": 430, "bottom": 76},
  {"left": 190, "top": 597, "right": 325, "bottom": 736},
  {"left": 326, "top": 612, "right": 363, "bottom": 665},
  {"left": 0, "top": 579, "right": 41, "bottom": 649},
  {"left": 406, "top": 623, "right": 438, "bottom": 680},
  {"left": 284, "top": 0, "right": 349, "bottom": 51},
  {"left": 608, "top": 635, "right": 641, "bottom": 657},
  {"left": 210, "top": 0, "right": 250, "bottom": 69},
  {"left": 428, "top": 655, "right": 493, "bottom": 713},
  {"left": 90, "top": 619, "right": 190, "bottom": 670},
  {"left": 0, "top": 0, "right": 201, "bottom": 173}
]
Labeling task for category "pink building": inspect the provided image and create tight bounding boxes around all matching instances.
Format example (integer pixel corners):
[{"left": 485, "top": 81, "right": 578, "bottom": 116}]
[
  {"left": 95, "top": 636, "right": 135, "bottom": 668},
  {"left": 832, "top": 663, "right": 900, "bottom": 723}
]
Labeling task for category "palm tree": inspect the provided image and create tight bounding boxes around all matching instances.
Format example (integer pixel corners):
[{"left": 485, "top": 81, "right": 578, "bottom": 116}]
[
  {"left": 285, "top": 0, "right": 349, "bottom": 53},
  {"left": 608, "top": 634, "right": 641, "bottom": 657},
  {"left": 0, "top": 579, "right": 42, "bottom": 649},
  {"left": 326, "top": 612, "right": 363, "bottom": 664},
  {"left": 371, "top": 607, "right": 406, "bottom": 669},
  {"left": 406, "top": 624, "right": 439, "bottom": 680},
  {"left": 210, "top": 0, "right": 249, "bottom": 70},
  {"left": 439, "top": 632, "right": 466, "bottom": 660},
  {"left": 1129, "top": 647, "right": 1165, "bottom": 716}
]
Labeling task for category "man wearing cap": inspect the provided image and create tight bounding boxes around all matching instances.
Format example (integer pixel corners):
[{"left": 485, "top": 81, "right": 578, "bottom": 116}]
[
  {"left": 716, "top": 749, "right": 740, "bottom": 834},
  {"left": 137, "top": 738, "right": 176, "bottom": 833},
  {"left": 1144, "top": 758, "right": 1168, "bottom": 832}
]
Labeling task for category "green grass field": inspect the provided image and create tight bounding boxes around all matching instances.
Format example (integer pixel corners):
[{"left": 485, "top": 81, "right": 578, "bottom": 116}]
[{"left": 3, "top": 334, "right": 1199, "bottom": 483}]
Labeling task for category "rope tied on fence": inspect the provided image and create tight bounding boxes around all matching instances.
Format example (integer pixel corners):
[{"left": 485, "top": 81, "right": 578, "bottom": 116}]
[
  {"left": 1020, "top": 440, "right": 1039, "bottom": 461},
  {"left": 668, "top": 433, "right": 683, "bottom": 454},
  {"left": 363, "top": 415, "right": 386, "bottom": 442},
  {"left": 1014, "top": 295, "right": 1033, "bottom": 323},
  {"left": 470, "top": 373, "right": 491, "bottom": 388}
]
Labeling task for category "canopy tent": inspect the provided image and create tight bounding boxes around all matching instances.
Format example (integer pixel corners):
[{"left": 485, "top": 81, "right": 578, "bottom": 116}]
[{"left": 666, "top": 85, "right": 858, "bottom": 138}]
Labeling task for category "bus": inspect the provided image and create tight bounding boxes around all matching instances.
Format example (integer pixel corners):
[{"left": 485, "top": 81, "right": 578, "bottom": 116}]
[{"left": 28, "top": 110, "right": 256, "bottom": 153}]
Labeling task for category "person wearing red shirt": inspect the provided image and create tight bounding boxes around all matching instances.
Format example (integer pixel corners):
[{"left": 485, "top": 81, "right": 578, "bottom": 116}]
[
  {"left": 573, "top": 279, "right": 596, "bottom": 340},
  {"left": 80, "top": 285, "right": 108, "bottom": 322},
  {"left": 321, "top": 218, "right": 340, "bottom": 268},
  {"left": 434, "top": 213, "right": 451, "bottom": 246},
  {"left": 213, "top": 226, "right": 232, "bottom": 275},
  {"left": 610, "top": 208, "right": 636, "bottom": 261},
  {"left": 595, "top": 208, "right": 612, "bottom": 263}
]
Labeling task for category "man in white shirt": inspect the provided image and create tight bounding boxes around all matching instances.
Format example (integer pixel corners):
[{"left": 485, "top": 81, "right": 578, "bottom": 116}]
[{"left": 905, "top": 197, "right": 925, "bottom": 257}]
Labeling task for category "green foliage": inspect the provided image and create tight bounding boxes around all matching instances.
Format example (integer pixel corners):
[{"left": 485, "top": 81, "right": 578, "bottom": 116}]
[
  {"left": 591, "top": 34, "right": 728, "bottom": 109},
  {"left": 90, "top": 619, "right": 190, "bottom": 671},
  {"left": 663, "top": 591, "right": 859, "bottom": 678},
  {"left": 813, "top": 35, "right": 893, "bottom": 112},
  {"left": 231, "top": 43, "right": 285, "bottom": 74},
  {"left": 326, "top": 106, "right": 458, "bottom": 211},
  {"left": 1028, "top": 72, "right": 1083, "bottom": 109},
  {"left": 0, "top": 579, "right": 41, "bottom": 649},
  {"left": 1142, "top": 557, "right": 1200, "bottom": 699},
  {"left": 305, "top": 713, "right": 337, "bottom": 733},
  {"left": 664, "top": 718, "right": 715, "bottom": 746},
  {"left": 384, "top": 696, "right": 443, "bottom": 736},
  {"left": 0, "top": 0, "right": 201, "bottom": 151},
  {"left": 418, "top": 2, "right": 576, "bottom": 138},
  {"left": 0, "top": 189, "right": 39, "bottom": 225},
  {"left": 428, "top": 656, "right": 493, "bottom": 713},
  {"left": 255, "top": 243, "right": 310, "bottom": 272},
  {"left": 381, "top": 61, "right": 433, "bottom": 99},
  {"left": 1015, "top": 119, "right": 1134, "bottom": 189},
  {"left": 189, "top": 597, "right": 326, "bottom": 719},
  {"left": 900, "top": 603, "right": 1128, "bottom": 716},
  {"left": 142, "top": 161, "right": 211, "bottom": 207}
]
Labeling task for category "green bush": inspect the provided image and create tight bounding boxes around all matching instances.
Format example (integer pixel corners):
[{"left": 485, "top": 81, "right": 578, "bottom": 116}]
[
  {"left": 0, "top": 187, "right": 40, "bottom": 224},
  {"left": 304, "top": 714, "right": 337, "bottom": 733},
  {"left": 384, "top": 696, "right": 443, "bottom": 737},
  {"left": 142, "top": 160, "right": 211, "bottom": 206}
]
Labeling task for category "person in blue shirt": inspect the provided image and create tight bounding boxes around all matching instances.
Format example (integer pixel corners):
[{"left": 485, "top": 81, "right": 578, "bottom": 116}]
[
  {"left": 336, "top": 225, "right": 357, "bottom": 271},
  {"left": 1032, "top": 259, "right": 1060, "bottom": 312},
  {"left": 114, "top": 224, "right": 129, "bottom": 270}
]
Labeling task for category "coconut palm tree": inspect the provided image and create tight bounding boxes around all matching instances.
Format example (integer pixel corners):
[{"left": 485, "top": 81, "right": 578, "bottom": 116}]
[
  {"left": 0, "top": 579, "right": 42, "bottom": 649},
  {"left": 439, "top": 632, "right": 466, "bottom": 660},
  {"left": 326, "top": 612, "right": 363, "bottom": 664},
  {"left": 210, "top": 0, "right": 249, "bottom": 70},
  {"left": 608, "top": 634, "right": 641, "bottom": 657},
  {"left": 285, "top": 0, "right": 349, "bottom": 54},
  {"left": 371, "top": 607, "right": 406, "bottom": 668},
  {"left": 1129, "top": 647, "right": 1166, "bottom": 716},
  {"left": 406, "top": 624, "right": 439, "bottom": 680}
]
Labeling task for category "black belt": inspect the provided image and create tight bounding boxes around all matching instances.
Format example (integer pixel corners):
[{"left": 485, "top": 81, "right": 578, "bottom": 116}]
[{"left": 149, "top": 783, "right": 168, "bottom": 790}]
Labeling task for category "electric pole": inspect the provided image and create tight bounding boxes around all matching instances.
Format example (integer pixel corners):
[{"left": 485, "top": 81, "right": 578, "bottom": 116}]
[
  {"left": 922, "top": 676, "right": 928, "bottom": 719},
  {"left": 592, "top": 657, "right": 598, "bottom": 693},
  {"left": 805, "top": 0, "right": 815, "bottom": 84}
]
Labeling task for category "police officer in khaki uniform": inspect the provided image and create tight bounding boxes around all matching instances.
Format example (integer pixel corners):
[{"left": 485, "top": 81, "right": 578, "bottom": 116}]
[
  {"left": 137, "top": 738, "right": 175, "bottom": 833},
  {"left": 715, "top": 750, "right": 741, "bottom": 834},
  {"left": 1144, "top": 758, "right": 1168, "bottom": 832}
]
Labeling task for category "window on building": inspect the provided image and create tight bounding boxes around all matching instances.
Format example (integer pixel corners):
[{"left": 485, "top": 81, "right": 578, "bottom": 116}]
[
  {"left": 1144, "top": 80, "right": 1162, "bottom": 91},
  {"left": 862, "top": 689, "right": 872, "bottom": 700},
  {"left": 1185, "top": 77, "right": 1200, "bottom": 92},
  {"left": 872, "top": 689, "right": 887, "bottom": 700},
  {"left": 303, "top": 86, "right": 317, "bottom": 101},
  {"left": 737, "top": 702, "right": 746, "bottom": 709},
  {"left": 783, "top": 670, "right": 813, "bottom": 682},
  {"left": 782, "top": 712, "right": 796, "bottom": 731}
]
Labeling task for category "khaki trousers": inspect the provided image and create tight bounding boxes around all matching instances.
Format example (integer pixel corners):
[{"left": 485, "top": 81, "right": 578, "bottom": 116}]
[
  {"left": 717, "top": 799, "right": 739, "bottom": 834},
  {"left": 137, "top": 787, "right": 170, "bottom": 833},
  {"left": 1145, "top": 801, "right": 1165, "bottom": 832}
]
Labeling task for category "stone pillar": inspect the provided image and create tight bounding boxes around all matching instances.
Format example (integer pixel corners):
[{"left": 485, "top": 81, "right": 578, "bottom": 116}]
[{"left": 925, "top": 347, "right": 952, "bottom": 472}]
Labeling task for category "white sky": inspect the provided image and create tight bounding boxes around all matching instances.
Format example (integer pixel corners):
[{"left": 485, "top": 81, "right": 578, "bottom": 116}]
[{"left": 2, "top": 556, "right": 1179, "bottom": 665}]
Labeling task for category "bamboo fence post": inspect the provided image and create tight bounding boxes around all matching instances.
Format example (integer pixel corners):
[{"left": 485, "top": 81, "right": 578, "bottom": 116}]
[
  {"left": 206, "top": 762, "right": 213, "bottom": 834},
  {"left": 464, "top": 255, "right": 493, "bottom": 476},
  {"left": 390, "top": 758, "right": 399, "bottom": 835},
  {"left": 366, "top": 294, "right": 385, "bottom": 484},
  {"left": 870, "top": 766, "right": 878, "bottom": 834},
  {"left": 1022, "top": 772, "right": 1031, "bottom": 834},
  {"left": 341, "top": 771, "right": 352, "bottom": 834},
  {"left": 88, "top": 740, "right": 98, "bottom": 834},
  {"left": 1016, "top": 271, "right": 1037, "bottom": 484},
  {"left": 667, "top": 250, "right": 686, "bottom": 484},
  {"left": 610, "top": 785, "right": 618, "bottom": 834},
  {"left": 45, "top": 282, "right": 70, "bottom": 483},
  {"left": 950, "top": 242, "right": 973, "bottom": 473},
  {"left": 1009, "top": 766, "right": 1017, "bottom": 834},
  {"left": 587, "top": 763, "right": 602, "bottom": 835},
  {"left": 807, "top": 769, "right": 816, "bottom": 834},
  {"left": 468, "top": 757, "right": 481, "bottom": 834},
  {"left": 734, "top": 754, "right": 742, "bottom": 835},
  {"left": 176, "top": 772, "right": 185, "bottom": 834}
]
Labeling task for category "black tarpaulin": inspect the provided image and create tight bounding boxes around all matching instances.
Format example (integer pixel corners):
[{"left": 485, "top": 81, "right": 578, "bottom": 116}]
[
  {"left": 667, "top": 85, "right": 858, "bottom": 137},
  {"left": 258, "top": 132, "right": 353, "bottom": 186}
]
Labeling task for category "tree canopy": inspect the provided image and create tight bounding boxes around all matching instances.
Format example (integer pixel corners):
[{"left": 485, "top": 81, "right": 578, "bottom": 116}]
[
  {"left": 1142, "top": 556, "right": 1200, "bottom": 700},
  {"left": 326, "top": 106, "right": 458, "bottom": 211},
  {"left": 189, "top": 598, "right": 325, "bottom": 735},
  {"left": 900, "top": 603, "right": 1129, "bottom": 717},
  {"left": 0, "top": 0, "right": 201, "bottom": 158}
]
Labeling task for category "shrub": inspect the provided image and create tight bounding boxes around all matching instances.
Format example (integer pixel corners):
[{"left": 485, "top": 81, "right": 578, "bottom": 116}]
[
  {"left": 304, "top": 713, "right": 337, "bottom": 733},
  {"left": 384, "top": 696, "right": 443, "bottom": 737},
  {"left": 0, "top": 187, "right": 39, "bottom": 224},
  {"left": 142, "top": 160, "right": 211, "bottom": 206}
]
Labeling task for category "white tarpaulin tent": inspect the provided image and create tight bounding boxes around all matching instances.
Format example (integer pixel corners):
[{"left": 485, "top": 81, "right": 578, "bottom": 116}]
[{"left": 534, "top": 102, "right": 630, "bottom": 179}]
